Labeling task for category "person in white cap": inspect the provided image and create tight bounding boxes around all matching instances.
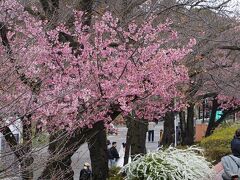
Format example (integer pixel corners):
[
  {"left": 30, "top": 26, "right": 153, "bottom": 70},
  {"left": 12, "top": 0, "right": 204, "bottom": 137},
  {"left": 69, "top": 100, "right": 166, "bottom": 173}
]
[{"left": 79, "top": 162, "right": 92, "bottom": 180}]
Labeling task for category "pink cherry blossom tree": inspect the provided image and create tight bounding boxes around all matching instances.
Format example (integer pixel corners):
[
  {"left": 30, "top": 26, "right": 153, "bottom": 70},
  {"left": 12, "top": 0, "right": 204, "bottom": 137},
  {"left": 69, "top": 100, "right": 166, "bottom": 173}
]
[{"left": 0, "top": 0, "right": 196, "bottom": 179}]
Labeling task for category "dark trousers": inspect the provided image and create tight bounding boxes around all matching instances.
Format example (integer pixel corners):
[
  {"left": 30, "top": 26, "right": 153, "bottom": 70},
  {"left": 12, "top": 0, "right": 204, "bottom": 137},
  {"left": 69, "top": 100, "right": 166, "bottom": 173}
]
[{"left": 148, "top": 130, "right": 154, "bottom": 142}]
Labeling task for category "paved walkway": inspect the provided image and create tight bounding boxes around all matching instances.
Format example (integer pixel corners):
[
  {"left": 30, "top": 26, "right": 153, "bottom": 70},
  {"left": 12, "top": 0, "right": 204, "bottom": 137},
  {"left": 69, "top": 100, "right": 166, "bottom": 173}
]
[{"left": 214, "top": 162, "right": 224, "bottom": 180}]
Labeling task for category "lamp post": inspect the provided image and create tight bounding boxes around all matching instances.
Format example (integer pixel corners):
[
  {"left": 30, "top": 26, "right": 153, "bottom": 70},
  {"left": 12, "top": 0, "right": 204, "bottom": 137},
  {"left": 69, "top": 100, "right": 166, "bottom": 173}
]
[{"left": 202, "top": 99, "right": 205, "bottom": 123}]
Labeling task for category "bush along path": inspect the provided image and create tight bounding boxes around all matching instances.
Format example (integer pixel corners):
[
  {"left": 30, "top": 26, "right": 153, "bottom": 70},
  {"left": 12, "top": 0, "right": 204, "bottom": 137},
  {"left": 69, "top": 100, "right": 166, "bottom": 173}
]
[{"left": 121, "top": 146, "right": 215, "bottom": 180}]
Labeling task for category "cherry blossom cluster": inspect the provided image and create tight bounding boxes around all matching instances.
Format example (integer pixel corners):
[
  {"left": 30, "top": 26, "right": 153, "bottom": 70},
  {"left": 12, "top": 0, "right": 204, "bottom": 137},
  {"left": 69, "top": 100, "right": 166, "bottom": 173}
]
[
  {"left": 217, "top": 94, "right": 240, "bottom": 110},
  {"left": 0, "top": 0, "right": 195, "bottom": 131}
]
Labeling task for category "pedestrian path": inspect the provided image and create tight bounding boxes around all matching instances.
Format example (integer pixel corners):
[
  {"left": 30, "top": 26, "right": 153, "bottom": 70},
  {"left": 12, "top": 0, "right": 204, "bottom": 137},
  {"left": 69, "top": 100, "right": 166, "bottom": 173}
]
[{"left": 214, "top": 162, "right": 224, "bottom": 180}]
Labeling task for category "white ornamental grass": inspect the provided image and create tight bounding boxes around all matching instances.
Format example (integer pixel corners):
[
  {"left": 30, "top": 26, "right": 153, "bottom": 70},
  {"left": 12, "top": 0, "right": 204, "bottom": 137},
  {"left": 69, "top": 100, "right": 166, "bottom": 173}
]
[{"left": 121, "top": 146, "right": 215, "bottom": 180}]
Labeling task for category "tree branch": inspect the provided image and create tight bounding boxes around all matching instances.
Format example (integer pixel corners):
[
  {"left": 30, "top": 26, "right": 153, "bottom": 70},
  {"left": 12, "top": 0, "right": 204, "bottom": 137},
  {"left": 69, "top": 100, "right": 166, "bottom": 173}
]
[
  {"left": 39, "top": 0, "right": 51, "bottom": 16},
  {"left": 0, "top": 22, "right": 42, "bottom": 94},
  {"left": 215, "top": 106, "right": 240, "bottom": 127},
  {"left": 24, "top": 6, "right": 46, "bottom": 20},
  {"left": 196, "top": 93, "right": 218, "bottom": 101},
  {"left": 218, "top": 45, "right": 240, "bottom": 51},
  {"left": 78, "top": 0, "right": 94, "bottom": 27},
  {"left": 0, "top": 126, "right": 22, "bottom": 159}
]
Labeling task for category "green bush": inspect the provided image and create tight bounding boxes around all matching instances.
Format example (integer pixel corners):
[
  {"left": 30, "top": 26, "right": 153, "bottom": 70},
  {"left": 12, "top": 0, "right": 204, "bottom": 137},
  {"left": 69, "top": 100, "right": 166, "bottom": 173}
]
[
  {"left": 32, "top": 133, "right": 49, "bottom": 147},
  {"left": 108, "top": 166, "right": 124, "bottom": 180},
  {"left": 201, "top": 124, "right": 239, "bottom": 163}
]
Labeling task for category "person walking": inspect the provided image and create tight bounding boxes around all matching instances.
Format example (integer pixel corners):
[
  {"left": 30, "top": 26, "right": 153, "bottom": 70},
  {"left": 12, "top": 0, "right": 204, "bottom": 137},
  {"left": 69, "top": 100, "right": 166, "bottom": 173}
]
[
  {"left": 116, "top": 142, "right": 131, "bottom": 167},
  {"left": 79, "top": 163, "right": 92, "bottom": 180},
  {"left": 116, "top": 143, "right": 125, "bottom": 167},
  {"left": 158, "top": 129, "right": 163, "bottom": 147},
  {"left": 148, "top": 121, "right": 156, "bottom": 142},
  {"left": 176, "top": 126, "right": 181, "bottom": 145},
  {"left": 107, "top": 140, "right": 113, "bottom": 167},
  {"left": 231, "top": 129, "right": 240, "bottom": 158},
  {"left": 109, "top": 142, "right": 120, "bottom": 167},
  {"left": 222, "top": 129, "right": 240, "bottom": 180}
]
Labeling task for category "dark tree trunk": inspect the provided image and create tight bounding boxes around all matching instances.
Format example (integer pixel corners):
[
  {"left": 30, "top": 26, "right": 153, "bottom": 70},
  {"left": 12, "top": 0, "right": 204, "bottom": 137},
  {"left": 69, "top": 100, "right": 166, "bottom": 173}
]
[
  {"left": 88, "top": 121, "right": 108, "bottom": 180},
  {"left": 130, "top": 118, "right": 148, "bottom": 156},
  {"left": 205, "top": 98, "right": 219, "bottom": 137},
  {"left": 211, "top": 107, "right": 240, "bottom": 133},
  {"left": 38, "top": 106, "right": 121, "bottom": 180},
  {"left": 20, "top": 115, "right": 34, "bottom": 180},
  {"left": 179, "top": 111, "right": 186, "bottom": 145},
  {"left": 184, "top": 103, "right": 195, "bottom": 145},
  {"left": 124, "top": 119, "right": 131, "bottom": 165},
  {"left": 124, "top": 115, "right": 147, "bottom": 163},
  {"left": 162, "top": 112, "right": 175, "bottom": 146}
]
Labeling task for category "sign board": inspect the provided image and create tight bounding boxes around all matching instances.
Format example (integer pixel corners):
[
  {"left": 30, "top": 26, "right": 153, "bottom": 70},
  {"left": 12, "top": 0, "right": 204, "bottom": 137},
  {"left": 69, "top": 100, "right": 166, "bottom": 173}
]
[{"left": 216, "top": 110, "right": 223, "bottom": 121}]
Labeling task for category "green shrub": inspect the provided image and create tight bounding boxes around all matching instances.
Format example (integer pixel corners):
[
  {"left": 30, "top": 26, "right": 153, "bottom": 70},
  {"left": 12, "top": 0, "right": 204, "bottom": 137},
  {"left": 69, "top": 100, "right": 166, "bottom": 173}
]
[
  {"left": 108, "top": 166, "right": 124, "bottom": 180},
  {"left": 200, "top": 124, "right": 239, "bottom": 163},
  {"left": 32, "top": 133, "right": 49, "bottom": 147}
]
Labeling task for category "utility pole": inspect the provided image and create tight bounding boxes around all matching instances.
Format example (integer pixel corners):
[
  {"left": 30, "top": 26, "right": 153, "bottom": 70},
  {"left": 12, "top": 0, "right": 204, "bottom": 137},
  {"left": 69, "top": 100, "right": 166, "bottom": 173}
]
[
  {"left": 202, "top": 100, "right": 205, "bottom": 123},
  {"left": 174, "top": 113, "right": 177, "bottom": 147},
  {"left": 174, "top": 99, "right": 177, "bottom": 147}
]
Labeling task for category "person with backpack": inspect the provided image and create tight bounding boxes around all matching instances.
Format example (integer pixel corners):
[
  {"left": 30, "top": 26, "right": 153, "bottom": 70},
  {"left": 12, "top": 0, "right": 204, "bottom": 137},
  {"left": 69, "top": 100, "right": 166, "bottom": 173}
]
[
  {"left": 79, "top": 163, "right": 92, "bottom": 180},
  {"left": 222, "top": 129, "right": 240, "bottom": 180},
  {"left": 108, "top": 142, "right": 120, "bottom": 168},
  {"left": 107, "top": 140, "right": 113, "bottom": 167}
]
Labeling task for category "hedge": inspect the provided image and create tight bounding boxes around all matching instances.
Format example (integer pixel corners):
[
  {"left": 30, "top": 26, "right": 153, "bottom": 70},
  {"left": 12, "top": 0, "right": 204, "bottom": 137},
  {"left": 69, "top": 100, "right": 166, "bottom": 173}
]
[{"left": 200, "top": 123, "right": 239, "bottom": 163}]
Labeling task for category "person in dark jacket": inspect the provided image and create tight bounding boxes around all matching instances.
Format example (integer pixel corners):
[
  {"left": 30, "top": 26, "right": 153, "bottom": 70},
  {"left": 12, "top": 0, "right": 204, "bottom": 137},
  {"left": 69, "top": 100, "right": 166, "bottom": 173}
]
[
  {"left": 231, "top": 128, "right": 240, "bottom": 158},
  {"left": 79, "top": 163, "right": 92, "bottom": 180},
  {"left": 107, "top": 139, "right": 113, "bottom": 168},
  {"left": 109, "top": 142, "right": 120, "bottom": 167}
]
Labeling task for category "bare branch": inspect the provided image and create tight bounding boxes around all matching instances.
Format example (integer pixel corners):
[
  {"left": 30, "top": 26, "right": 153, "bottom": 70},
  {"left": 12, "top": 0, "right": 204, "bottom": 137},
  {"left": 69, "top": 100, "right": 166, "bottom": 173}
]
[{"left": 218, "top": 45, "right": 240, "bottom": 51}]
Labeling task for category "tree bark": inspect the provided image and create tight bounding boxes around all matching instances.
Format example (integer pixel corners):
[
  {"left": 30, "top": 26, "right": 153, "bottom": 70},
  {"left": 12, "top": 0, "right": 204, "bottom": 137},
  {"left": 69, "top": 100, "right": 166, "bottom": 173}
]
[
  {"left": 179, "top": 111, "right": 186, "bottom": 145},
  {"left": 184, "top": 103, "right": 195, "bottom": 145},
  {"left": 20, "top": 115, "right": 34, "bottom": 180},
  {"left": 124, "top": 118, "right": 131, "bottom": 165},
  {"left": 88, "top": 121, "right": 108, "bottom": 180},
  {"left": 162, "top": 112, "right": 175, "bottom": 146},
  {"left": 205, "top": 98, "right": 219, "bottom": 137},
  {"left": 130, "top": 118, "right": 148, "bottom": 156},
  {"left": 124, "top": 115, "right": 147, "bottom": 163}
]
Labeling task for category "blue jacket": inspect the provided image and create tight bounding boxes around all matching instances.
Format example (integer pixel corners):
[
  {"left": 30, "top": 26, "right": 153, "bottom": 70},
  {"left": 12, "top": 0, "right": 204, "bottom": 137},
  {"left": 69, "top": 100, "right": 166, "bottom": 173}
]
[
  {"left": 222, "top": 155, "right": 240, "bottom": 179},
  {"left": 231, "top": 137, "right": 240, "bottom": 158}
]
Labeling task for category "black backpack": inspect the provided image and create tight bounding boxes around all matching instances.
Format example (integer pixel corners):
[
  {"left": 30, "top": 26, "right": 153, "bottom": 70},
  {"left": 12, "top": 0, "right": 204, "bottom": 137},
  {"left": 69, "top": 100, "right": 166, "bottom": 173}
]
[
  {"left": 79, "top": 169, "right": 92, "bottom": 180},
  {"left": 107, "top": 148, "right": 113, "bottom": 160}
]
